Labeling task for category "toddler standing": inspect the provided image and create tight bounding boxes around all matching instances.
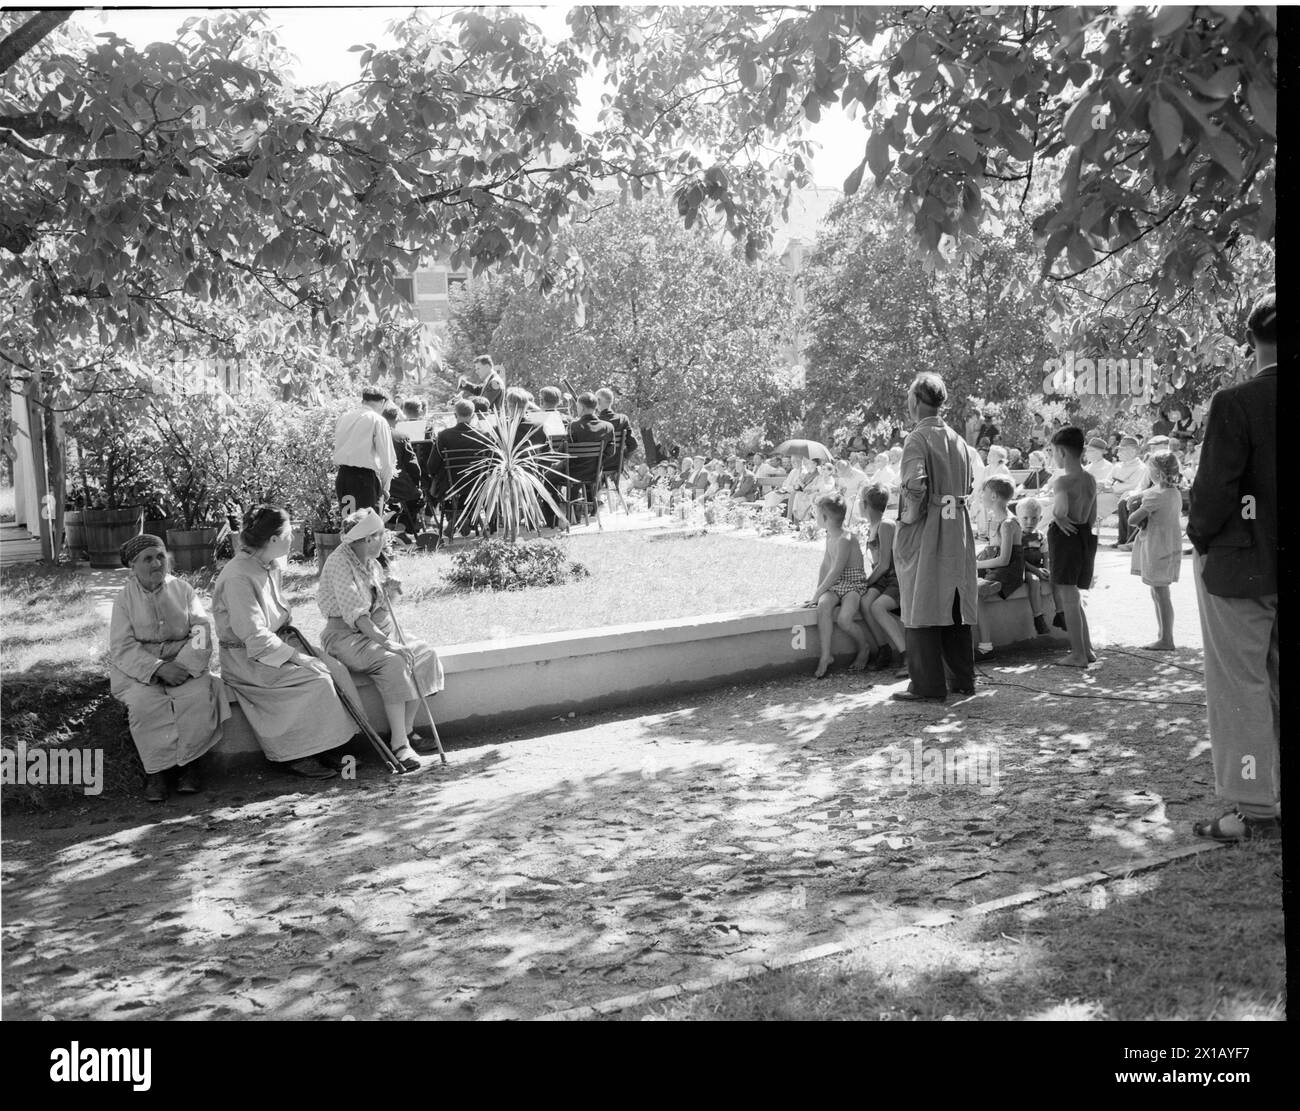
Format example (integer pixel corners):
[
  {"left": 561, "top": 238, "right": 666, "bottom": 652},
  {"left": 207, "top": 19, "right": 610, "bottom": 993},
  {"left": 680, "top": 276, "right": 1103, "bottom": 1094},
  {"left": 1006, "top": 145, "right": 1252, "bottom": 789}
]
[{"left": 1128, "top": 450, "right": 1184, "bottom": 650}]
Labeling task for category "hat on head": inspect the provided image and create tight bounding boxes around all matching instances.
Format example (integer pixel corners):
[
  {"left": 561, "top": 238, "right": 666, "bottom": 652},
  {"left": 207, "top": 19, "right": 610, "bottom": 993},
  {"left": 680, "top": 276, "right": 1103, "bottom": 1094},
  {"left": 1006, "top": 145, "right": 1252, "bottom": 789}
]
[
  {"left": 120, "top": 533, "right": 165, "bottom": 568},
  {"left": 1087, "top": 437, "right": 1108, "bottom": 452},
  {"left": 341, "top": 507, "right": 385, "bottom": 543}
]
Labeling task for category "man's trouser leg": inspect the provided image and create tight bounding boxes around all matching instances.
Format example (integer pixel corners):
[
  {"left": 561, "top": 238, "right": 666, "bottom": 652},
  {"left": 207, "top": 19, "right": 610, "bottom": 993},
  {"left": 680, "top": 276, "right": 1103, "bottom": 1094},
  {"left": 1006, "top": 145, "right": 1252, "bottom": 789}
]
[
  {"left": 336, "top": 465, "right": 383, "bottom": 513},
  {"left": 1116, "top": 498, "right": 1131, "bottom": 544},
  {"left": 1193, "top": 554, "right": 1280, "bottom": 812},
  {"left": 904, "top": 625, "right": 947, "bottom": 699},
  {"left": 939, "top": 591, "right": 976, "bottom": 693}
]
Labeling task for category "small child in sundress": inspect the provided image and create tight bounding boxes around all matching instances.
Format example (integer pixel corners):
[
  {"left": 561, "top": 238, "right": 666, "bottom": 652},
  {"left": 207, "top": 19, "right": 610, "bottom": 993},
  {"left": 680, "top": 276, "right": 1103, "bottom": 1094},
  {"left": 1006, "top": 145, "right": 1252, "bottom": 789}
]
[
  {"left": 1128, "top": 450, "right": 1184, "bottom": 650},
  {"left": 806, "top": 492, "right": 873, "bottom": 678},
  {"left": 1015, "top": 497, "right": 1052, "bottom": 635}
]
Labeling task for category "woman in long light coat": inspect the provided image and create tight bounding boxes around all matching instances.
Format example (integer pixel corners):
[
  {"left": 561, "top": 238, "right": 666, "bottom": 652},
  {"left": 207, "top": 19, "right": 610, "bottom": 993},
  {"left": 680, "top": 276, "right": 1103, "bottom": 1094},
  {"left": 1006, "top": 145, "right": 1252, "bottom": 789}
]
[
  {"left": 210, "top": 506, "right": 358, "bottom": 779},
  {"left": 318, "top": 508, "right": 442, "bottom": 770},
  {"left": 109, "top": 534, "right": 229, "bottom": 802}
]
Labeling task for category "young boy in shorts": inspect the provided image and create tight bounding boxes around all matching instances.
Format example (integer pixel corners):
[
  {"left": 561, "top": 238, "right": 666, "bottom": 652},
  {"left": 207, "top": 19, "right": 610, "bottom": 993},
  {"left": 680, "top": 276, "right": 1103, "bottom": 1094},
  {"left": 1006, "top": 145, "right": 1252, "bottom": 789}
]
[{"left": 1048, "top": 427, "right": 1099, "bottom": 667}]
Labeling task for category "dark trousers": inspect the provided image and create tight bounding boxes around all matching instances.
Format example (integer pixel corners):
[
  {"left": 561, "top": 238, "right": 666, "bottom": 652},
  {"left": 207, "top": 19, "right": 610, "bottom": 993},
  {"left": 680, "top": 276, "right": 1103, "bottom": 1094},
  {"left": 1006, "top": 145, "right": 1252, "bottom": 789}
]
[
  {"left": 904, "top": 590, "right": 975, "bottom": 698},
  {"left": 1116, "top": 497, "right": 1131, "bottom": 544},
  {"left": 336, "top": 465, "right": 383, "bottom": 514}
]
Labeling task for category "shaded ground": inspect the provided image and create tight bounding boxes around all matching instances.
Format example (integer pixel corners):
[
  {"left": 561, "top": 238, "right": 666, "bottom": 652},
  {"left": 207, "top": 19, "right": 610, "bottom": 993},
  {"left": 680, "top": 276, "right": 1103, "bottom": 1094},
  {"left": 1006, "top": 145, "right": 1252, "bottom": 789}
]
[
  {"left": 623, "top": 842, "right": 1285, "bottom": 1021},
  {"left": 4, "top": 639, "right": 1254, "bottom": 1021}
]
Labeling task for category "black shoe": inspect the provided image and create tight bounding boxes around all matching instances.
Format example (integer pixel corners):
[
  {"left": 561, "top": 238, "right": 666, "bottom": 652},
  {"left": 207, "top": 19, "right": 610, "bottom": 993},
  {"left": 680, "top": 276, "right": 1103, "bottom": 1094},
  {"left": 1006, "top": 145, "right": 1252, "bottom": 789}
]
[
  {"left": 975, "top": 647, "right": 996, "bottom": 662},
  {"left": 875, "top": 644, "right": 894, "bottom": 670},
  {"left": 316, "top": 749, "right": 349, "bottom": 770},
  {"left": 890, "top": 689, "right": 944, "bottom": 703},
  {"left": 1193, "top": 810, "right": 1281, "bottom": 842},
  {"left": 1033, "top": 614, "right": 1050, "bottom": 635},
  {"left": 144, "top": 772, "right": 168, "bottom": 803},
  {"left": 175, "top": 764, "right": 203, "bottom": 794},
  {"left": 949, "top": 687, "right": 976, "bottom": 696},
  {"left": 285, "top": 757, "right": 338, "bottom": 780},
  {"left": 1052, "top": 612, "right": 1068, "bottom": 631}
]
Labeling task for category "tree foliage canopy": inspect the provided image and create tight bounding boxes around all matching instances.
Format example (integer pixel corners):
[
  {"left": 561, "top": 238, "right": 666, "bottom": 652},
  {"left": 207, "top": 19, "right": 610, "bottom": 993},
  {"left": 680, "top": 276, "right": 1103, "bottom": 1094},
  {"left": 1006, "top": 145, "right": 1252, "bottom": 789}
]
[{"left": 488, "top": 198, "right": 797, "bottom": 452}]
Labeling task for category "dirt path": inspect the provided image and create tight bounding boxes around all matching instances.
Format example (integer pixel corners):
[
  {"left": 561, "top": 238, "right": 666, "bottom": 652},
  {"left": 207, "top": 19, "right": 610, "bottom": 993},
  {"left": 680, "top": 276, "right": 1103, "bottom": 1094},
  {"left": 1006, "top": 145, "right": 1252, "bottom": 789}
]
[{"left": 4, "top": 632, "right": 1217, "bottom": 1019}]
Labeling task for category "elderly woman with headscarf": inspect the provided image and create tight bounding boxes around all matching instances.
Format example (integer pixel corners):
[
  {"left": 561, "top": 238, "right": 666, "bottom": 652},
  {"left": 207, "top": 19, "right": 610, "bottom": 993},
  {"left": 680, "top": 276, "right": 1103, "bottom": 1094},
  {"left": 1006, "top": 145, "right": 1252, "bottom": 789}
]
[
  {"left": 108, "top": 534, "right": 230, "bottom": 802},
  {"left": 318, "top": 508, "right": 443, "bottom": 771},
  {"left": 210, "top": 505, "right": 359, "bottom": 780}
]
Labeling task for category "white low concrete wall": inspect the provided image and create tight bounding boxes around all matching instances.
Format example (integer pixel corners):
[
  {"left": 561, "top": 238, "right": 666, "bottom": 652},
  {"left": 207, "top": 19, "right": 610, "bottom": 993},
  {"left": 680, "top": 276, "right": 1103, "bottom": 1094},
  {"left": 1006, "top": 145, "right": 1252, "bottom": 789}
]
[{"left": 213, "top": 600, "right": 1065, "bottom": 763}]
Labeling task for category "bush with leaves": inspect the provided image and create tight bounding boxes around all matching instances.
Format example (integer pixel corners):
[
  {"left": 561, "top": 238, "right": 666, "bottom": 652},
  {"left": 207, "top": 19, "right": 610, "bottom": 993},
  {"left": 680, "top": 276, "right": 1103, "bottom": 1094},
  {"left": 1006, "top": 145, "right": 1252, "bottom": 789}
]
[{"left": 445, "top": 537, "right": 589, "bottom": 593}]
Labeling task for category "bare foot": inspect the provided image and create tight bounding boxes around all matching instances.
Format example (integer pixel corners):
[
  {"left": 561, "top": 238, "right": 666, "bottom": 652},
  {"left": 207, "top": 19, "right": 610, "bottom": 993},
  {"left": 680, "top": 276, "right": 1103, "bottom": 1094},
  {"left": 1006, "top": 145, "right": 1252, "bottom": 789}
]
[
  {"left": 1058, "top": 653, "right": 1091, "bottom": 667},
  {"left": 1087, "top": 650, "right": 1098, "bottom": 663},
  {"left": 813, "top": 658, "right": 832, "bottom": 679},
  {"left": 1143, "top": 641, "right": 1174, "bottom": 651},
  {"left": 849, "top": 651, "right": 871, "bottom": 672}
]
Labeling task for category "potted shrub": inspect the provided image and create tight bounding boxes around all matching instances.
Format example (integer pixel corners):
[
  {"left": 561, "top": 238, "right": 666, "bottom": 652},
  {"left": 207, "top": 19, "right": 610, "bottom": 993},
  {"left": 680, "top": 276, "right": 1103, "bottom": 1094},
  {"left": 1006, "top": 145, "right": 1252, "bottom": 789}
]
[
  {"left": 69, "top": 406, "right": 156, "bottom": 568},
  {"left": 150, "top": 393, "right": 239, "bottom": 572}
]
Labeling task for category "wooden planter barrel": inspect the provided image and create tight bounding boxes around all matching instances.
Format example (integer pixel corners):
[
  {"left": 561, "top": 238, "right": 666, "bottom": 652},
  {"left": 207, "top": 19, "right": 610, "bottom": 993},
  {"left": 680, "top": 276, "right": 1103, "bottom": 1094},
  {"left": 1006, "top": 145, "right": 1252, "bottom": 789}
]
[
  {"left": 63, "top": 510, "right": 87, "bottom": 561},
  {"left": 314, "top": 531, "right": 342, "bottom": 574},
  {"left": 166, "top": 527, "right": 219, "bottom": 572},
  {"left": 83, "top": 506, "right": 144, "bottom": 568}
]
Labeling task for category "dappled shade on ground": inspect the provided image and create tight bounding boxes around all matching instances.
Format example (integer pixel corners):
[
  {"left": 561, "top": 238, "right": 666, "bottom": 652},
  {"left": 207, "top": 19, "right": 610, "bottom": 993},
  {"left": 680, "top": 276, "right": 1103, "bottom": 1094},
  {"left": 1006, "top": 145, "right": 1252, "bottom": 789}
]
[{"left": 3, "top": 644, "right": 1265, "bottom": 1021}]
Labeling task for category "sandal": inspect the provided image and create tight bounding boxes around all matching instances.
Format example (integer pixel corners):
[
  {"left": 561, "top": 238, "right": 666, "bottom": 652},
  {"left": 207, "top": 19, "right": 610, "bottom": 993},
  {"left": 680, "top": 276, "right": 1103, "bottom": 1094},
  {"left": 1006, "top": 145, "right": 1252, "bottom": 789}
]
[{"left": 1193, "top": 810, "right": 1281, "bottom": 842}]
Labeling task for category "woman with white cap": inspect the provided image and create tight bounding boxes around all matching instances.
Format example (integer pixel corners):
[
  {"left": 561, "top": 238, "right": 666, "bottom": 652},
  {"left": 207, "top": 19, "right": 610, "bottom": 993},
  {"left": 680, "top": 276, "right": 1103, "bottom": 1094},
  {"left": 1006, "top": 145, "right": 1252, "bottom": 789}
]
[
  {"left": 318, "top": 508, "right": 444, "bottom": 770},
  {"left": 109, "top": 533, "right": 229, "bottom": 801},
  {"left": 211, "top": 506, "right": 357, "bottom": 780}
]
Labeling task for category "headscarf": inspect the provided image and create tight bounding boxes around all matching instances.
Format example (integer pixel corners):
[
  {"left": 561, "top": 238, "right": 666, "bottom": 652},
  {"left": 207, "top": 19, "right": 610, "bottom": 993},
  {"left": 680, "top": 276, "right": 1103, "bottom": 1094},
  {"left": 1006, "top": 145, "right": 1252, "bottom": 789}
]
[{"left": 120, "top": 533, "right": 165, "bottom": 568}]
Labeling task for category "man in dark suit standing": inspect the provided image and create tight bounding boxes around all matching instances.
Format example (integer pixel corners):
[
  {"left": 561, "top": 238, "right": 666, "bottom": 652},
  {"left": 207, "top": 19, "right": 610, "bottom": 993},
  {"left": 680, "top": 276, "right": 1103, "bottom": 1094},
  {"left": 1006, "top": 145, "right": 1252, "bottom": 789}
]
[
  {"left": 1188, "top": 291, "right": 1278, "bottom": 842},
  {"left": 566, "top": 392, "right": 615, "bottom": 514}
]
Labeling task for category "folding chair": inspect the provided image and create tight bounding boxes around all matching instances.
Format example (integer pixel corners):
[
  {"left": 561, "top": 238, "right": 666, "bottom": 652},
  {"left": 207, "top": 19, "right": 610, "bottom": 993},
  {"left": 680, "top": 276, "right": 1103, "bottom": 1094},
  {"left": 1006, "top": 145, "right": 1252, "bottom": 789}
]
[
  {"left": 439, "top": 446, "right": 488, "bottom": 545},
  {"left": 601, "top": 441, "right": 630, "bottom": 515},
  {"left": 562, "top": 440, "right": 605, "bottom": 531}
]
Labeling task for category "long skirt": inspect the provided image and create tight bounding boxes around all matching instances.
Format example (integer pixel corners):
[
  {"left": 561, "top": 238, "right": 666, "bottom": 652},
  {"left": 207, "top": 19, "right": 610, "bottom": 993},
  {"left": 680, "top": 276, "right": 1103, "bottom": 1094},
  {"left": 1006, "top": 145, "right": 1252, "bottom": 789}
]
[
  {"left": 219, "top": 629, "right": 357, "bottom": 762},
  {"left": 116, "top": 674, "right": 229, "bottom": 774},
  {"left": 320, "top": 613, "right": 444, "bottom": 704}
]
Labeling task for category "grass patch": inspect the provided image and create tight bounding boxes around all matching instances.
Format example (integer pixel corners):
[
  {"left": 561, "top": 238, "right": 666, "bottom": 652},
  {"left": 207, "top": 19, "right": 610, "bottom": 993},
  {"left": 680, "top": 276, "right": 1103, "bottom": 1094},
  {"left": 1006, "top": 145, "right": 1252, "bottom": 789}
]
[
  {"left": 284, "top": 528, "right": 820, "bottom": 647},
  {"left": 621, "top": 846, "right": 1285, "bottom": 1021}
]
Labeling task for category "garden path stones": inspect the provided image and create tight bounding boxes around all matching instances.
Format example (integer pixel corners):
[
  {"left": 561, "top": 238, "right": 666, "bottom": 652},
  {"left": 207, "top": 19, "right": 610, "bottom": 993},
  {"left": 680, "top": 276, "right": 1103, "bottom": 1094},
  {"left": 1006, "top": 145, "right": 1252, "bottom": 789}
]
[{"left": 4, "top": 650, "right": 1211, "bottom": 1020}]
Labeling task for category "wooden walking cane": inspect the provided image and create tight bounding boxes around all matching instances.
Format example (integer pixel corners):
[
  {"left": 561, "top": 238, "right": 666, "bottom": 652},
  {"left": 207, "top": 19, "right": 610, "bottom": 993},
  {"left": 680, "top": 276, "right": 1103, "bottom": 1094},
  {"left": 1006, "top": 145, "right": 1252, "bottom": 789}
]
[
  {"left": 376, "top": 583, "right": 448, "bottom": 765},
  {"left": 282, "top": 625, "right": 406, "bottom": 774}
]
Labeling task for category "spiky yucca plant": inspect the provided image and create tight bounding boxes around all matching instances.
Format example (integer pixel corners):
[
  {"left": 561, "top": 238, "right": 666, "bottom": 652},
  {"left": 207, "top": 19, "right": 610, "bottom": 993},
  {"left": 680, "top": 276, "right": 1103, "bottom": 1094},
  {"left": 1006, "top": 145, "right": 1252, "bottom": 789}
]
[{"left": 449, "top": 410, "right": 568, "bottom": 543}]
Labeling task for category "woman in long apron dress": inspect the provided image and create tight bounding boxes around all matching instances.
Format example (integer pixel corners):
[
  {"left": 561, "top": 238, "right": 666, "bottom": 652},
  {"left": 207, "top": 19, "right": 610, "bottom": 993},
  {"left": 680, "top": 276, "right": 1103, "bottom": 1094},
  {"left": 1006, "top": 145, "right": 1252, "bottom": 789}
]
[
  {"left": 318, "top": 508, "right": 443, "bottom": 771},
  {"left": 109, "top": 533, "right": 230, "bottom": 802},
  {"left": 210, "top": 506, "right": 358, "bottom": 779}
]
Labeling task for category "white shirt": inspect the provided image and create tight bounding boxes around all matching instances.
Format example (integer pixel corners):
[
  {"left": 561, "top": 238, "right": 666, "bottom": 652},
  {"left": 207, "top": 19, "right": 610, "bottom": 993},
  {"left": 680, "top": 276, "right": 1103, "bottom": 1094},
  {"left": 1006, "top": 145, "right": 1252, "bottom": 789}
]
[
  {"left": 1106, "top": 457, "right": 1145, "bottom": 492},
  {"left": 333, "top": 406, "right": 397, "bottom": 486},
  {"left": 394, "top": 419, "right": 429, "bottom": 442},
  {"left": 1085, "top": 457, "right": 1114, "bottom": 484}
]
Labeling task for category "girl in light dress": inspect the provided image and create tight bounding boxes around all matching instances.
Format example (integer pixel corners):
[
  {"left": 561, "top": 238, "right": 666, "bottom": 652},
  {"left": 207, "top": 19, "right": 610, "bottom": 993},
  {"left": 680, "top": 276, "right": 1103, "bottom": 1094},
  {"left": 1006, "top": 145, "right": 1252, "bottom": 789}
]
[{"left": 1128, "top": 451, "right": 1185, "bottom": 650}]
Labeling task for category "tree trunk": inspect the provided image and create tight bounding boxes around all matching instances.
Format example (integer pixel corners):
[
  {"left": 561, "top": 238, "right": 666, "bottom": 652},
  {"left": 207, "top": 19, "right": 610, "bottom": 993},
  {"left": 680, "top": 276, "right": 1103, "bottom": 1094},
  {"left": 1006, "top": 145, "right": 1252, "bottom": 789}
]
[
  {"left": 43, "top": 390, "right": 65, "bottom": 562},
  {"left": 640, "top": 425, "right": 661, "bottom": 466}
]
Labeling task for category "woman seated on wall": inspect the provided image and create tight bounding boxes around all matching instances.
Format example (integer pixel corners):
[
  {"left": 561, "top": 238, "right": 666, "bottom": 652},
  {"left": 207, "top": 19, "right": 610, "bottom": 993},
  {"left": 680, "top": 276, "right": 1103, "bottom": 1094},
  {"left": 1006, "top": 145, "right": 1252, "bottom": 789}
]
[
  {"left": 211, "top": 505, "right": 360, "bottom": 780},
  {"left": 109, "top": 534, "right": 230, "bottom": 803},
  {"left": 318, "top": 508, "right": 443, "bottom": 770}
]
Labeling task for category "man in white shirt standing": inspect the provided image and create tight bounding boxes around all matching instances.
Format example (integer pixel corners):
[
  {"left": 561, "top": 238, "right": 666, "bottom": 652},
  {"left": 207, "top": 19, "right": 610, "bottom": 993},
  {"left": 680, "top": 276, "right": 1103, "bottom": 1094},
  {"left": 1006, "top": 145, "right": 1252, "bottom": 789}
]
[{"left": 333, "top": 386, "right": 397, "bottom": 515}]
